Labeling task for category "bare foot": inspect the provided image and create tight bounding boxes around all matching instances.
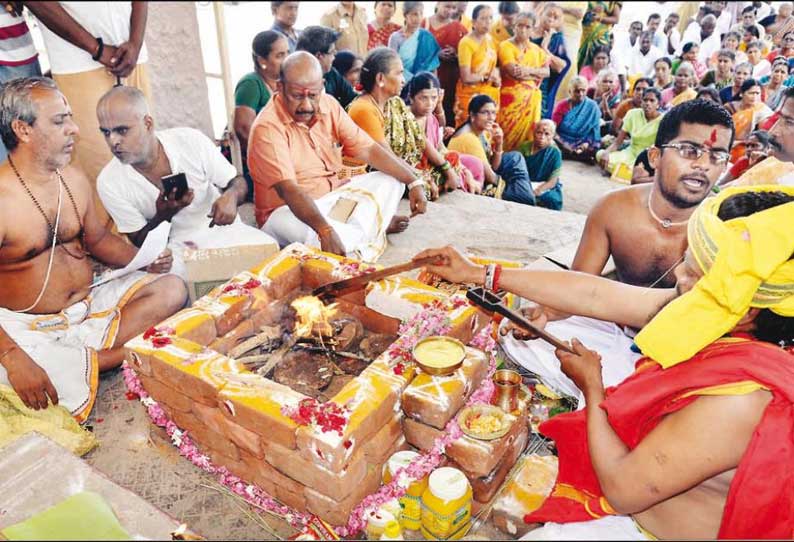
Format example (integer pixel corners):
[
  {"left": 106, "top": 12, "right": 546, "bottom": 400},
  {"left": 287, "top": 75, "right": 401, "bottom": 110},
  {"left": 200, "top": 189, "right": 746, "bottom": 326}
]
[{"left": 387, "top": 215, "right": 410, "bottom": 234}]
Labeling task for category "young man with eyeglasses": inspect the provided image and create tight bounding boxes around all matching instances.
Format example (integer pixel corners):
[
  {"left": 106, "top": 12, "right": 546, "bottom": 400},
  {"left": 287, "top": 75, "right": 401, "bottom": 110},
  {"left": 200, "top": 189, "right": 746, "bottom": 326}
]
[
  {"left": 296, "top": 26, "right": 357, "bottom": 109},
  {"left": 247, "top": 52, "right": 427, "bottom": 260},
  {"left": 497, "top": 99, "right": 734, "bottom": 403}
]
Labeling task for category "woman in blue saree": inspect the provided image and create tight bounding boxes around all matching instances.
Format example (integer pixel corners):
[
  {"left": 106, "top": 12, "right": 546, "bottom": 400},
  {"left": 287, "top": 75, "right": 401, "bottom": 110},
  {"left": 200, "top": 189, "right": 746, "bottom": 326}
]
[
  {"left": 551, "top": 75, "right": 601, "bottom": 162},
  {"left": 519, "top": 120, "right": 564, "bottom": 210},
  {"left": 531, "top": 4, "right": 572, "bottom": 119},
  {"left": 388, "top": 2, "right": 440, "bottom": 80}
]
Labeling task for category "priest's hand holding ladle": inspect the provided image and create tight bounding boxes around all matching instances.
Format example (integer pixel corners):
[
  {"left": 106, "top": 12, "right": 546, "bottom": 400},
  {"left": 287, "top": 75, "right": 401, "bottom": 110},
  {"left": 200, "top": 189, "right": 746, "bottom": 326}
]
[{"left": 413, "top": 246, "right": 482, "bottom": 285}]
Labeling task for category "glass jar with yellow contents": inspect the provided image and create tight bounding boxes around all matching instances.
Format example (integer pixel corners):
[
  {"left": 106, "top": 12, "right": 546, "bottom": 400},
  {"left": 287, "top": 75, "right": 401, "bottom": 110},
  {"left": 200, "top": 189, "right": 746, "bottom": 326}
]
[
  {"left": 382, "top": 451, "right": 428, "bottom": 531},
  {"left": 420, "top": 467, "right": 473, "bottom": 540}
]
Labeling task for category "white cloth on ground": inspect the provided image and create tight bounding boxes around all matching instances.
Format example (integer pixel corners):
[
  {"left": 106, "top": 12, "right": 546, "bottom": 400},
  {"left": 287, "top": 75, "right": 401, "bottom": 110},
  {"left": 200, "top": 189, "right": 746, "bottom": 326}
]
[
  {"left": 500, "top": 315, "right": 641, "bottom": 407},
  {"left": 521, "top": 515, "right": 650, "bottom": 540},
  {"left": 36, "top": 1, "right": 148, "bottom": 75},
  {"left": 262, "top": 171, "right": 404, "bottom": 263},
  {"left": 97, "top": 127, "right": 276, "bottom": 278},
  {"left": 0, "top": 271, "right": 153, "bottom": 422}
]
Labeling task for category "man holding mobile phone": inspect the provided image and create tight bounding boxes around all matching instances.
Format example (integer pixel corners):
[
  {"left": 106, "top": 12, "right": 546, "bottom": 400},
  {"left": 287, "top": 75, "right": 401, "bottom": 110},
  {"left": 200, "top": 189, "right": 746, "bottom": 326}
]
[{"left": 95, "top": 86, "right": 276, "bottom": 277}]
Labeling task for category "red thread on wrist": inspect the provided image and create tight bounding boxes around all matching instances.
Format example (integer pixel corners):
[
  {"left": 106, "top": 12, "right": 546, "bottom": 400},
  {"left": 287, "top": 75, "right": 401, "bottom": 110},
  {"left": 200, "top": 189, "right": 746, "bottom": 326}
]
[{"left": 492, "top": 264, "right": 502, "bottom": 291}]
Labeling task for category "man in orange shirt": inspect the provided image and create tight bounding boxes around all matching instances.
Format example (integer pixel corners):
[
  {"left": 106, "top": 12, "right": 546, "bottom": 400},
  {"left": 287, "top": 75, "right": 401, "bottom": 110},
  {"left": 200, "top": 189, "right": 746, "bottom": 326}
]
[{"left": 247, "top": 52, "right": 427, "bottom": 261}]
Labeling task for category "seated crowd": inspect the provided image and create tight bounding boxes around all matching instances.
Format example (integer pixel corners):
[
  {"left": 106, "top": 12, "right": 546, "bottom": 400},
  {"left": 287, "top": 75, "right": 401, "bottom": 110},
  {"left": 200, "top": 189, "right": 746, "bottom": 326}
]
[
  {"left": 247, "top": 1, "right": 794, "bottom": 193},
  {"left": 0, "top": 2, "right": 793, "bottom": 540}
]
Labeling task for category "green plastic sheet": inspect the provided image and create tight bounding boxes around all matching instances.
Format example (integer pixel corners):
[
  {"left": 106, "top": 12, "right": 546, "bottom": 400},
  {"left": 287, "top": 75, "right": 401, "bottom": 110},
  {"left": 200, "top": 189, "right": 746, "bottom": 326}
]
[{"left": 1, "top": 491, "right": 132, "bottom": 540}]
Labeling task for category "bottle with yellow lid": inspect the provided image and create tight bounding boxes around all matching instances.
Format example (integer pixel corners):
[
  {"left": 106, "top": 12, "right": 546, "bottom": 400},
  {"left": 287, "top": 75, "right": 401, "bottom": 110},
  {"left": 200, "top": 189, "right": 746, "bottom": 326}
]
[
  {"left": 382, "top": 451, "right": 428, "bottom": 531},
  {"left": 420, "top": 467, "right": 472, "bottom": 541}
]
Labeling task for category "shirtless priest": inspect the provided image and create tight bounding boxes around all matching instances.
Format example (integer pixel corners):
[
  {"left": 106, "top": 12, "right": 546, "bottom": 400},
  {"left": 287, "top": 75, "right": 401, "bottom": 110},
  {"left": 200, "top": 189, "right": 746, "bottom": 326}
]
[
  {"left": 501, "top": 99, "right": 735, "bottom": 402},
  {"left": 0, "top": 77, "right": 185, "bottom": 422}
]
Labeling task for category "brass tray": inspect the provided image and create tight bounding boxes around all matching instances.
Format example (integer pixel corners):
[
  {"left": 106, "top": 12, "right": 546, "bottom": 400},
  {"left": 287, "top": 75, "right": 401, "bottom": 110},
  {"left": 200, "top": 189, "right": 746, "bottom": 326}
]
[{"left": 458, "top": 404, "right": 512, "bottom": 441}]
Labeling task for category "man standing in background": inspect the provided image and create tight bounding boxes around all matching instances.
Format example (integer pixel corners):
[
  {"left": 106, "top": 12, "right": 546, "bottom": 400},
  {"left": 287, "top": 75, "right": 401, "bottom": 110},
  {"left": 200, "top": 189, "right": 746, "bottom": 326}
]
[
  {"left": 270, "top": 1, "right": 300, "bottom": 53},
  {"left": 26, "top": 2, "right": 149, "bottom": 193},
  {"left": 320, "top": 2, "right": 368, "bottom": 57}
]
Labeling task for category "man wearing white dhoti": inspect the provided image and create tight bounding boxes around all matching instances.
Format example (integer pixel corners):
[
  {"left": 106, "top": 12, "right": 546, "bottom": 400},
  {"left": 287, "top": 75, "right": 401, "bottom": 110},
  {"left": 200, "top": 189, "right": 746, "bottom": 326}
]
[
  {"left": 248, "top": 51, "right": 428, "bottom": 262},
  {"left": 95, "top": 87, "right": 276, "bottom": 278},
  {"left": 0, "top": 77, "right": 184, "bottom": 421}
]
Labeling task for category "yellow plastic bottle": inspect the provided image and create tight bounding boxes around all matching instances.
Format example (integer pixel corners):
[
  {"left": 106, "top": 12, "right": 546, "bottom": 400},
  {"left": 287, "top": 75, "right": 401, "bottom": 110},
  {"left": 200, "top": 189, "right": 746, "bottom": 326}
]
[
  {"left": 382, "top": 451, "right": 428, "bottom": 531},
  {"left": 420, "top": 467, "right": 473, "bottom": 541}
]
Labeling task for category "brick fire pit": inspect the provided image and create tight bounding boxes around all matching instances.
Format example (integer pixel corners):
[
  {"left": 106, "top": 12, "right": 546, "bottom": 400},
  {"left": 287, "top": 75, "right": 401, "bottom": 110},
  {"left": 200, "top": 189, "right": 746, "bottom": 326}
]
[{"left": 124, "top": 243, "right": 486, "bottom": 526}]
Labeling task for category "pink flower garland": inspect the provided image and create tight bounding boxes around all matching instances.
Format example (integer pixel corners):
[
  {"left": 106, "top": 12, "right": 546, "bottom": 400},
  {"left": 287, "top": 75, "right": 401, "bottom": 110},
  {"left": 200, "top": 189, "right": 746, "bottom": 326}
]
[
  {"left": 122, "top": 305, "right": 498, "bottom": 538},
  {"left": 337, "top": 325, "right": 497, "bottom": 537},
  {"left": 121, "top": 364, "right": 310, "bottom": 530}
]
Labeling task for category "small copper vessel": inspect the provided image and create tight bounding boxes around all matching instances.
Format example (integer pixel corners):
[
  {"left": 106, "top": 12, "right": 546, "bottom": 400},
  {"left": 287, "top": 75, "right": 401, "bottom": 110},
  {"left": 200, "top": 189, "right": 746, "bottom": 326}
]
[{"left": 491, "top": 369, "right": 521, "bottom": 413}]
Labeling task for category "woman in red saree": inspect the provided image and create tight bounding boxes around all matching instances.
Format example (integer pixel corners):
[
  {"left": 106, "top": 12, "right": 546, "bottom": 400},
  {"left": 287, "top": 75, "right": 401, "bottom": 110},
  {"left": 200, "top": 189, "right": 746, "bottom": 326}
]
[
  {"left": 423, "top": 1, "right": 468, "bottom": 127},
  {"left": 368, "top": 1, "right": 402, "bottom": 50}
]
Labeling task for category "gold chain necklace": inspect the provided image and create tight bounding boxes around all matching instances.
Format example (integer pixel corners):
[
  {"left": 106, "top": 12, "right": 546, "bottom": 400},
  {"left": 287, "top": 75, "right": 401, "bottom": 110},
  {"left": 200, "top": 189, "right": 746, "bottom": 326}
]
[{"left": 8, "top": 155, "right": 87, "bottom": 259}]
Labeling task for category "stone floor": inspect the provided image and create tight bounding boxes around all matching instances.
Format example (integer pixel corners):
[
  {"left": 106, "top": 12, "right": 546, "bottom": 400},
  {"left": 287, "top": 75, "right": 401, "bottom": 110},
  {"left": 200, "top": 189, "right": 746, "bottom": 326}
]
[{"left": 82, "top": 160, "right": 625, "bottom": 540}]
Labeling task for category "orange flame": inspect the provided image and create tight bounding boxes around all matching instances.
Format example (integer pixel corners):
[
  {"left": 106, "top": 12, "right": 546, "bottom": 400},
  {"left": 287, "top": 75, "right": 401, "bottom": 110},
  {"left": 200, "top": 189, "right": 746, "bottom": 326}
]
[{"left": 291, "top": 296, "right": 338, "bottom": 338}]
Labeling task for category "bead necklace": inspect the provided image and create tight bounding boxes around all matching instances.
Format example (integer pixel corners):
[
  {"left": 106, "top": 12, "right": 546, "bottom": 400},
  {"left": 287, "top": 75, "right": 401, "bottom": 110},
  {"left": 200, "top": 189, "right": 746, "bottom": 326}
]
[{"left": 9, "top": 155, "right": 87, "bottom": 259}]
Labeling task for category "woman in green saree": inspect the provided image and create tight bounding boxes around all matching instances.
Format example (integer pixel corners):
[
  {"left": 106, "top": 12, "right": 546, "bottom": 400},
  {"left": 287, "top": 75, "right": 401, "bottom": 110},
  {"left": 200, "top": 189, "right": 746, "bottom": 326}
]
[{"left": 577, "top": 1, "right": 621, "bottom": 74}]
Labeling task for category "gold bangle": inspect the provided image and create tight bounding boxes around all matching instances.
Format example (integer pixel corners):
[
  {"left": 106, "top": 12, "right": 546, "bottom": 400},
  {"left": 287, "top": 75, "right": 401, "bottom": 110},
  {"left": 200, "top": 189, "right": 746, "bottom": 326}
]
[
  {"left": 0, "top": 345, "right": 18, "bottom": 363},
  {"left": 317, "top": 224, "right": 334, "bottom": 237}
]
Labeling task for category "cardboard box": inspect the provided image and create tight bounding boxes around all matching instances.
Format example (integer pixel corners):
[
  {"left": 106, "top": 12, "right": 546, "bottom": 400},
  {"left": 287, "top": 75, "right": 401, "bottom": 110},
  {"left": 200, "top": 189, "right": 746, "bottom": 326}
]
[{"left": 182, "top": 244, "right": 278, "bottom": 303}]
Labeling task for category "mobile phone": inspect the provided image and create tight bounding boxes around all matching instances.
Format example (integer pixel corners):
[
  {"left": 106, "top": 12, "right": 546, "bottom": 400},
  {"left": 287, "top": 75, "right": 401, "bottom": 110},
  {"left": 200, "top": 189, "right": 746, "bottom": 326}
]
[{"left": 161, "top": 172, "right": 188, "bottom": 200}]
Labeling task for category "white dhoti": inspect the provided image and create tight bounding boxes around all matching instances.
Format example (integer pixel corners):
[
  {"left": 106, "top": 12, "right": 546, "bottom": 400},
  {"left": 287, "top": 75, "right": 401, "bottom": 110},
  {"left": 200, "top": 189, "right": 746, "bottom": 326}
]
[
  {"left": 0, "top": 272, "right": 155, "bottom": 422},
  {"left": 262, "top": 171, "right": 404, "bottom": 262},
  {"left": 521, "top": 515, "right": 650, "bottom": 541},
  {"left": 500, "top": 316, "right": 641, "bottom": 407}
]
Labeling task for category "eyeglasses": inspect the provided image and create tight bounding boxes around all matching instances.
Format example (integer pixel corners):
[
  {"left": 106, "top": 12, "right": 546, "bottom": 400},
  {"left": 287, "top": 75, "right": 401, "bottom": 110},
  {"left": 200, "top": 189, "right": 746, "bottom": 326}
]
[{"left": 660, "top": 142, "right": 730, "bottom": 165}]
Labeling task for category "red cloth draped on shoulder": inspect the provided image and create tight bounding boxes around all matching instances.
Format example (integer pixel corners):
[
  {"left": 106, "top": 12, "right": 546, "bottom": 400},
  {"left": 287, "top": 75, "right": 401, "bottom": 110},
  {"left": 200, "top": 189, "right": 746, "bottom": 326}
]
[
  {"left": 368, "top": 22, "right": 402, "bottom": 50},
  {"left": 525, "top": 337, "right": 794, "bottom": 539}
]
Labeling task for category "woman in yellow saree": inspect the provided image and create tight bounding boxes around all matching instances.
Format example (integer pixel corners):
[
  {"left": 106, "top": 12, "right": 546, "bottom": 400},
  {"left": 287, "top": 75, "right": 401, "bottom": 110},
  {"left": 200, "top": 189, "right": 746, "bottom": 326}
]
[
  {"left": 497, "top": 11, "right": 549, "bottom": 151},
  {"left": 454, "top": 4, "right": 500, "bottom": 127},
  {"left": 578, "top": 1, "right": 621, "bottom": 72}
]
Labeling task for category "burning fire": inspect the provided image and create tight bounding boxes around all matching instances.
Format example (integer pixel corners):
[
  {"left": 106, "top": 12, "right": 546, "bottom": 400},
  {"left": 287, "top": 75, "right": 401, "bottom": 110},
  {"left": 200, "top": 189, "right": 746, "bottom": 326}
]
[{"left": 291, "top": 296, "right": 338, "bottom": 338}]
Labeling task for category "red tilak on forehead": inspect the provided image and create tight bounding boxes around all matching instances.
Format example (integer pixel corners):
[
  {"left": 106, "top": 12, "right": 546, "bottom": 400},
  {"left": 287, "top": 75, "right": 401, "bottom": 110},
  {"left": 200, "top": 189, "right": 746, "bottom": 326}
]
[
  {"left": 703, "top": 128, "right": 718, "bottom": 148},
  {"left": 290, "top": 84, "right": 323, "bottom": 96}
]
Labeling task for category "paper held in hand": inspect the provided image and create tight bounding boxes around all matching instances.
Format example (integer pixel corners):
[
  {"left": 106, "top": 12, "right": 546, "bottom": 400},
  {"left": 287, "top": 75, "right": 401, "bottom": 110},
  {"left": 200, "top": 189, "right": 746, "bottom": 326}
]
[{"left": 91, "top": 222, "right": 171, "bottom": 287}]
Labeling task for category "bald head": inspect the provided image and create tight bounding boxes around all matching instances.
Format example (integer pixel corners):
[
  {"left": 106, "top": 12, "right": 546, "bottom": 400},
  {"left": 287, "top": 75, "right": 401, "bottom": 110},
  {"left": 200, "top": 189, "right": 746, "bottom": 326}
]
[
  {"left": 97, "top": 86, "right": 149, "bottom": 120},
  {"left": 96, "top": 86, "right": 156, "bottom": 166},
  {"left": 280, "top": 51, "right": 324, "bottom": 87}
]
